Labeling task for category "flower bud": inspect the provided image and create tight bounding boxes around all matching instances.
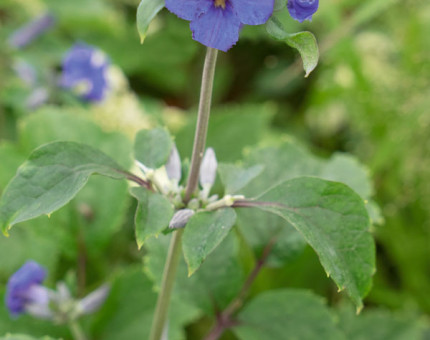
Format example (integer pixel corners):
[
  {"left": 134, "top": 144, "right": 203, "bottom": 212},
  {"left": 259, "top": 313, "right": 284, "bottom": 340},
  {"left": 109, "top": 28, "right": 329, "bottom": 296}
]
[
  {"left": 199, "top": 148, "right": 217, "bottom": 187},
  {"left": 169, "top": 209, "right": 195, "bottom": 229},
  {"left": 8, "top": 13, "right": 55, "bottom": 49},
  {"left": 165, "top": 144, "right": 181, "bottom": 181},
  {"left": 76, "top": 284, "right": 110, "bottom": 315}
]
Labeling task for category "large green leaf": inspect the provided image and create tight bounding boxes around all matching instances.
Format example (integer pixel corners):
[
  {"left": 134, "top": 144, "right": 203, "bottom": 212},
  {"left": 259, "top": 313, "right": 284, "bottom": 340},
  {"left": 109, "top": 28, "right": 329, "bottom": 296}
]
[
  {"left": 134, "top": 128, "right": 172, "bottom": 169},
  {"left": 251, "top": 177, "right": 375, "bottom": 309},
  {"left": 136, "top": 0, "right": 165, "bottom": 43},
  {"left": 130, "top": 186, "right": 173, "bottom": 248},
  {"left": 0, "top": 142, "right": 127, "bottom": 235},
  {"left": 234, "top": 290, "right": 345, "bottom": 340},
  {"left": 218, "top": 163, "right": 263, "bottom": 195},
  {"left": 266, "top": 16, "right": 319, "bottom": 77},
  {"left": 182, "top": 208, "right": 237, "bottom": 276}
]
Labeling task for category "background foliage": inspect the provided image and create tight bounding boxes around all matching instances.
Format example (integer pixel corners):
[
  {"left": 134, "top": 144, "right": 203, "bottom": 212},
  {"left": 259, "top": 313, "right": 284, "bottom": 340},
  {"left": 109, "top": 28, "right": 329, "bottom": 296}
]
[{"left": 0, "top": 0, "right": 429, "bottom": 338}]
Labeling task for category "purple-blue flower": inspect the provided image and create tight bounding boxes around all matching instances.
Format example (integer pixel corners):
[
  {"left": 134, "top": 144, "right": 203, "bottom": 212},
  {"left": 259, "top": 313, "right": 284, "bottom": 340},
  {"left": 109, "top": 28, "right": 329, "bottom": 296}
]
[
  {"left": 287, "top": 0, "right": 319, "bottom": 23},
  {"left": 165, "top": 0, "right": 275, "bottom": 52},
  {"left": 8, "top": 13, "right": 55, "bottom": 49},
  {"left": 60, "top": 42, "right": 110, "bottom": 102},
  {"left": 5, "top": 261, "right": 48, "bottom": 317}
]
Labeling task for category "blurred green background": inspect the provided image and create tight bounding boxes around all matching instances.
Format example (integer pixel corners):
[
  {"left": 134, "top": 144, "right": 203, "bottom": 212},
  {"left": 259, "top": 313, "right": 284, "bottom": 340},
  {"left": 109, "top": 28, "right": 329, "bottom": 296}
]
[{"left": 0, "top": 0, "right": 429, "bottom": 338}]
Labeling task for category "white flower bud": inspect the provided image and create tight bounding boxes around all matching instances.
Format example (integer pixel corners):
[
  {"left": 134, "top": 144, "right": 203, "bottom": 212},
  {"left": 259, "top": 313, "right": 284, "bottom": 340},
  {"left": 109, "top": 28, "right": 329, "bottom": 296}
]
[
  {"left": 169, "top": 209, "right": 195, "bottom": 229},
  {"left": 199, "top": 148, "right": 217, "bottom": 187},
  {"left": 76, "top": 284, "right": 110, "bottom": 315},
  {"left": 166, "top": 144, "right": 181, "bottom": 181}
]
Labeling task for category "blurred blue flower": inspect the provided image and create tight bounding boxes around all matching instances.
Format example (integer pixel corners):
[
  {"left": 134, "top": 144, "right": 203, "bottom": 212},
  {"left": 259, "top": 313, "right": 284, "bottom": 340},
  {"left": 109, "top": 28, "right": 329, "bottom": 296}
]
[
  {"left": 60, "top": 43, "right": 110, "bottom": 102},
  {"left": 287, "top": 0, "right": 319, "bottom": 22},
  {"left": 8, "top": 13, "right": 55, "bottom": 49},
  {"left": 5, "top": 261, "right": 49, "bottom": 317},
  {"left": 165, "top": 0, "right": 274, "bottom": 52}
]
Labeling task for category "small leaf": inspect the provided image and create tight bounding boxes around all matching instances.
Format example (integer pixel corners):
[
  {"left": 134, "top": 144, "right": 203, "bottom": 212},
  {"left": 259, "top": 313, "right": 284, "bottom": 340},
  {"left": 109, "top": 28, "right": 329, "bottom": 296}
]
[
  {"left": 130, "top": 187, "right": 173, "bottom": 248},
  {"left": 134, "top": 128, "right": 172, "bottom": 169},
  {"left": 252, "top": 177, "right": 375, "bottom": 310},
  {"left": 182, "top": 208, "right": 236, "bottom": 276},
  {"left": 218, "top": 163, "right": 264, "bottom": 195},
  {"left": 0, "top": 142, "right": 126, "bottom": 234},
  {"left": 273, "top": 0, "right": 287, "bottom": 11},
  {"left": 136, "top": 0, "right": 165, "bottom": 43},
  {"left": 266, "top": 17, "right": 319, "bottom": 77},
  {"left": 234, "top": 290, "right": 345, "bottom": 340}
]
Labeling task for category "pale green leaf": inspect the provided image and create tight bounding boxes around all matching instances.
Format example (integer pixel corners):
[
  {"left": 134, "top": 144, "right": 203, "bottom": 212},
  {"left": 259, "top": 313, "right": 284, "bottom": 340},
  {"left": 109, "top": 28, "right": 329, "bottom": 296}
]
[
  {"left": 0, "top": 142, "right": 126, "bottom": 234},
  {"left": 218, "top": 163, "right": 264, "bottom": 195},
  {"left": 182, "top": 208, "right": 237, "bottom": 276},
  {"left": 253, "top": 177, "right": 375, "bottom": 309},
  {"left": 234, "top": 290, "right": 345, "bottom": 340},
  {"left": 136, "top": 0, "right": 165, "bottom": 43},
  {"left": 130, "top": 186, "right": 173, "bottom": 248},
  {"left": 266, "top": 17, "right": 319, "bottom": 77},
  {"left": 134, "top": 128, "right": 172, "bottom": 169}
]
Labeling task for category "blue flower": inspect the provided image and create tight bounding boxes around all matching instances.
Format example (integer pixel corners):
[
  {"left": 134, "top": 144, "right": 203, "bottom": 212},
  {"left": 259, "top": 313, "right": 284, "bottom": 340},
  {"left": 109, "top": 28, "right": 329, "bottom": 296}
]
[
  {"left": 8, "top": 13, "right": 55, "bottom": 49},
  {"left": 5, "top": 261, "right": 49, "bottom": 317},
  {"left": 60, "top": 43, "right": 110, "bottom": 102},
  {"left": 287, "top": 0, "right": 319, "bottom": 23},
  {"left": 165, "top": 0, "right": 275, "bottom": 52}
]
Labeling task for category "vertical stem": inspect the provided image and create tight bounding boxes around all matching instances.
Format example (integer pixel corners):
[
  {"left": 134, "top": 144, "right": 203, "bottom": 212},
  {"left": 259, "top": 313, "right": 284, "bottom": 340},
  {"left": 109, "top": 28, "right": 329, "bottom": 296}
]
[
  {"left": 69, "top": 321, "right": 87, "bottom": 340},
  {"left": 149, "top": 46, "right": 218, "bottom": 340},
  {"left": 184, "top": 47, "right": 218, "bottom": 203},
  {"left": 149, "top": 228, "right": 184, "bottom": 340}
]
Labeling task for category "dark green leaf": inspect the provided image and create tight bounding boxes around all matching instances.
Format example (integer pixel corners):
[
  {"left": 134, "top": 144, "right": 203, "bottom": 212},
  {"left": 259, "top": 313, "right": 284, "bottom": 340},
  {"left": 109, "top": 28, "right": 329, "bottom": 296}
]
[
  {"left": 0, "top": 142, "right": 126, "bottom": 235},
  {"left": 266, "top": 17, "right": 319, "bottom": 77},
  {"left": 136, "top": 0, "right": 165, "bottom": 43},
  {"left": 0, "top": 336, "right": 59, "bottom": 340},
  {"left": 130, "top": 186, "right": 173, "bottom": 248},
  {"left": 134, "top": 128, "right": 172, "bottom": 169},
  {"left": 182, "top": 208, "right": 237, "bottom": 276},
  {"left": 234, "top": 289, "right": 345, "bottom": 340},
  {"left": 253, "top": 177, "right": 375, "bottom": 309}
]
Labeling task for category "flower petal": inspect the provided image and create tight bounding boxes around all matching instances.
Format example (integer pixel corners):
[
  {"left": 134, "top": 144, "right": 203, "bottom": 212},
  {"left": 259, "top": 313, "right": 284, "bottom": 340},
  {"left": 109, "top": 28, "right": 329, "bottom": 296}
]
[
  {"left": 230, "top": 0, "right": 274, "bottom": 25},
  {"left": 165, "top": 0, "right": 211, "bottom": 21},
  {"left": 190, "top": 4, "right": 241, "bottom": 52},
  {"left": 287, "top": 0, "right": 319, "bottom": 23}
]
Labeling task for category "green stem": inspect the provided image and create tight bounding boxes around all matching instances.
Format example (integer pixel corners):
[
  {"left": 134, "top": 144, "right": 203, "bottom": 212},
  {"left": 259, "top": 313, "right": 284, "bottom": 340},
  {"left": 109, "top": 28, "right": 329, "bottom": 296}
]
[
  {"left": 149, "top": 229, "right": 184, "bottom": 340},
  {"left": 184, "top": 47, "right": 218, "bottom": 203},
  {"left": 69, "top": 321, "right": 87, "bottom": 340}
]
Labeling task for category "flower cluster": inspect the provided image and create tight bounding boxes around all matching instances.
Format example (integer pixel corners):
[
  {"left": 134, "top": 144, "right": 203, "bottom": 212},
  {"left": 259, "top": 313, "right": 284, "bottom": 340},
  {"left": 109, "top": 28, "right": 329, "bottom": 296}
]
[
  {"left": 5, "top": 261, "right": 110, "bottom": 322},
  {"left": 60, "top": 42, "right": 110, "bottom": 102}
]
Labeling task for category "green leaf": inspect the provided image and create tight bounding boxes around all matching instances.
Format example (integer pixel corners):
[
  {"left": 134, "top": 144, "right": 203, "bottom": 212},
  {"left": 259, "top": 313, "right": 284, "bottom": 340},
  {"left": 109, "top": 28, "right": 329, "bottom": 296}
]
[
  {"left": 130, "top": 186, "right": 173, "bottom": 248},
  {"left": 337, "top": 304, "right": 424, "bottom": 340},
  {"left": 218, "top": 163, "right": 264, "bottom": 195},
  {"left": 0, "top": 142, "right": 127, "bottom": 235},
  {"left": 266, "top": 17, "right": 319, "bottom": 77},
  {"left": 273, "top": 0, "right": 287, "bottom": 11},
  {"left": 182, "top": 208, "right": 237, "bottom": 276},
  {"left": 145, "top": 232, "right": 244, "bottom": 314},
  {"left": 134, "top": 128, "right": 172, "bottom": 169},
  {"left": 234, "top": 289, "right": 345, "bottom": 340},
  {"left": 253, "top": 177, "right": 375, "bottom": 310},
  {"left": 136, "top": 0, "right": 165, "bottom": 43},
  {"left": 0, "top": 336, "right": 59, "bottom": 340}
]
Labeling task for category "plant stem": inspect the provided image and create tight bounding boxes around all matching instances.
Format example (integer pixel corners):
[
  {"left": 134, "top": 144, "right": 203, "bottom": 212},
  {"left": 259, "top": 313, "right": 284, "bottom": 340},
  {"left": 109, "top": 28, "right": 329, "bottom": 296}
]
[
  {"left": 69, "top": 321, "right": 87, "bottom": 340},
  {"left": 184, "top": 47, "right": 218, "bottom": 203},
  {"left": 149, "top": 228, "right": 184, "bottom": 340},
  {"left": 204, "top": 238, "right": 276, "bottom": 340},
  {"left": 149, "top": 47, "right": 218, "bottom": 340}
]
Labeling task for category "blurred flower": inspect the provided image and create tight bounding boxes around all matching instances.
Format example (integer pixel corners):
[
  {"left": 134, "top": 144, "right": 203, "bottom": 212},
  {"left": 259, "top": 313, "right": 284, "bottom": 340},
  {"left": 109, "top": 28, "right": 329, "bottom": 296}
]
[
  {"left": 76, "top": 284, "right": 110, "bottom": 315},
  {"left": 165, "top": 0, "right": 274, "bottom": 52},
  {"left": 26, "top": 87, "right": 49, "bottom": 110},
  {"left": 60, "top": 43, "right": 110, "bottom": 102},
  {"left": 5, "top": 261, "right": 50, "bottom": 318},
  {"left": 169, "top": 209, "right": 195, "bottom": 229},
  {"left": 287, "top": 0, "right": 319, "bottom": 23},
  {"left": 13, "top": 60, "right": 37, "bottom": 86},
  {"left": 8, "top": 13, "right": 55, "bottom": 49}
]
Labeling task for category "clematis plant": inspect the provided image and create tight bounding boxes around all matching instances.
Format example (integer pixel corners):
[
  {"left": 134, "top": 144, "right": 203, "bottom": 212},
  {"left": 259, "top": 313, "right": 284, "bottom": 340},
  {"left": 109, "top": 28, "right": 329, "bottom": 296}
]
[{"left": 0, "top": 1, "right": 378, "bottom": 340}]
